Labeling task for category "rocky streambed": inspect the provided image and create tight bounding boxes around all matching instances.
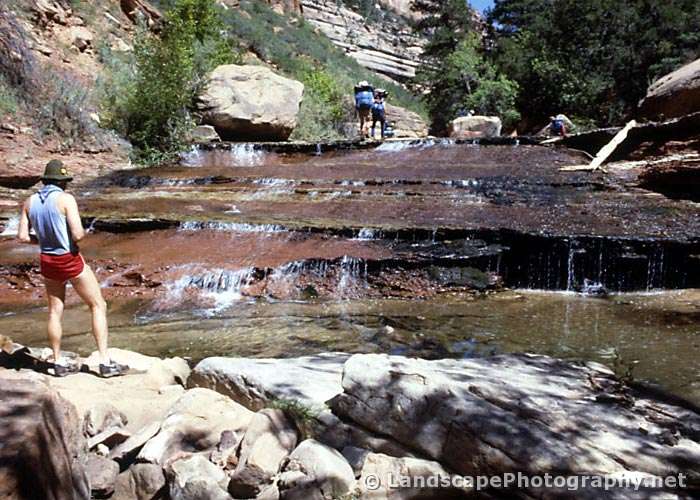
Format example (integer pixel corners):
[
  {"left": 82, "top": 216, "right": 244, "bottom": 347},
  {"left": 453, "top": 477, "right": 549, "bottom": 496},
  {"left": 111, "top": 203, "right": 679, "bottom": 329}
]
[
  {"left": 1, "top": 348, "right": 699, "bottom": 499},
  {"left": 0, "top": 139, "right": 699, "bottom": 498}
]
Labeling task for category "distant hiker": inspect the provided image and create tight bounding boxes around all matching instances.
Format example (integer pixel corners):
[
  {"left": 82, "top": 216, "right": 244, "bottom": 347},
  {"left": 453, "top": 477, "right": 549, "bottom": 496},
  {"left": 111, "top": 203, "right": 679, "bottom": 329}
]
[
  {"left": 371, "top": 89, "right": 387, "bottom": 139},
  {"left": 549, "top": 114, "right": 570, "bottom": 137},
  {"left": 17, "top": 160, "right": 127, "bottom": 377},
  {"left": 354, "top": 80, "right": 374, "bottom": 138}
]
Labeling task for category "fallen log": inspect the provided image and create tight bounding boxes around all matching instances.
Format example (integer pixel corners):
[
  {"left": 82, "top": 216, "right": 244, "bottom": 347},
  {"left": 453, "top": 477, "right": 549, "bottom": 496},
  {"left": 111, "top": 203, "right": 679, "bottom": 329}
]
[{"left": 561, "top": 120, "right": 637, "bottom": 171}]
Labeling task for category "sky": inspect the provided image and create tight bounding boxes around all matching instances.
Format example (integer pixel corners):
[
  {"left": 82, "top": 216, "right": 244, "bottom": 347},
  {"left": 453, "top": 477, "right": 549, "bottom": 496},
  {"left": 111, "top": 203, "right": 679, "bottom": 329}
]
[{"left": 469, "top": 0, "right": 495, "bottom": 13}]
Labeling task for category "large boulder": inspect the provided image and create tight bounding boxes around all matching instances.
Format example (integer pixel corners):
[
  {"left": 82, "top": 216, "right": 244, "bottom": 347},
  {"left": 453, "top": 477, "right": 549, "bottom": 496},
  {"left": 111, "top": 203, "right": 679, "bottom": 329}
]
[
  {"left": 138, "top": 388, "right": 254, "bottom": 465},
  {"left": 329, "top": 354, "right": 700, "bottom": 498},
  {"left": 198, "top": 64, "right": 304, "bottom": 141},
  {"left": 189, "top": 353, "right": 348, "bottom": 412},
  {"left": 385, "top": 103, "right": 428, "bottom": 138},
  {"left": 639, "top": 58, "right": 700, "bottom": 120},
  {"left": 0, "top": 375, "right": 90, "bottom": 500},
  {"left": 448, "top": 115, "right": 502, "bottom": 138}
]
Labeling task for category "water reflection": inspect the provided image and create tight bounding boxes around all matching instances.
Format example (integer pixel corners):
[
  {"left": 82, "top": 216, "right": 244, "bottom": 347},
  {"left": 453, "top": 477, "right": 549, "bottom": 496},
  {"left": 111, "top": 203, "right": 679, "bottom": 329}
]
[{"left": 2, "top": 290, "right": 698, "bottom": 404}]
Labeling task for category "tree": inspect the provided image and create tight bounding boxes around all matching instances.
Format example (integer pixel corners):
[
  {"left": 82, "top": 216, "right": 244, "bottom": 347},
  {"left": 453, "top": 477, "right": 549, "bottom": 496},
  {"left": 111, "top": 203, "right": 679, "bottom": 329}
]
[
  {"left": 489, "top": 0, "right": 700, "bottom": 128},
  {"left": 102, "top": 0, "right": 236, "bottom": 164},
  {"left": 412, "top": 1, "right": 520, "bottom": 133}
]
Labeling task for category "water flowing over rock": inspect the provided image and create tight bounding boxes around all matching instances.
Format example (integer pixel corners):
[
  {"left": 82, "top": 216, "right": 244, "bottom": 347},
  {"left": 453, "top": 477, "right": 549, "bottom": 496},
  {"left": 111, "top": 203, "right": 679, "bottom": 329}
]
[
  {"left": 198, "top": 64, "right": 304, "bottom": 141},
  {"left": 329, "top": 353, "right": 700, "bottom": 497},
  {"left": 0, "top": 374, "right": 90, "bottom": 500},
  {"left": 448, "top": 116, "right": 502, "bottom": 138},
  {"left": 639, "top": 58, "right": 700, "bottom": 120}
]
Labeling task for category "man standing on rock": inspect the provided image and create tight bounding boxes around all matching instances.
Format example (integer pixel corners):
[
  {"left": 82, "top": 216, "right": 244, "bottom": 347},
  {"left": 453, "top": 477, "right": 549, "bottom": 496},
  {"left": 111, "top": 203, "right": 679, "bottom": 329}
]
[{"left": 17, "top": 160, "right": 127, "bottom": 377}]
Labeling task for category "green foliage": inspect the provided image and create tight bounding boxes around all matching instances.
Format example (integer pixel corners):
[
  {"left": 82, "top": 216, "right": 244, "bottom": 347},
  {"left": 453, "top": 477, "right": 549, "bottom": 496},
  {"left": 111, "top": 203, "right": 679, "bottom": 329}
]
[
  {"left": 489, "top": 0, "right": 700, "bottom": 127},
  {"left": 100, "top": 0, "right": 237, "bottom": 165},
  {"left": 222, "top": 0, "right": 425, "bottom": 138},
  {"left": 269, "top": 398, "right": 320, "bottom": 439},
  {"left": 291, "top": 68, "right": 348, "bottom": 141},
  {"left": 0, "top": 76, "right": 19, "bottom": 116},
  {"left": 412, "top": 2, "right": 520, "bottom": 132}
]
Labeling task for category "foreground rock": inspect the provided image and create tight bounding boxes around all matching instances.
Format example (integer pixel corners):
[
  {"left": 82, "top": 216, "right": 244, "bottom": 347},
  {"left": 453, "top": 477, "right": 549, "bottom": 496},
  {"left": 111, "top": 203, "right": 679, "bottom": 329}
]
[
  {"left": 230, "top": 408, "right": 298, "bottom": 496},
  {"left": 448, "top": 115, "right": 502, "bottom": 138},
  {"left": 385, "top": 103, "right": 429, "bottom": 138},
  {"left": 189, "top": 353, "right": 348, "bottom": 411},
  {"left": 198, "top": 64, "right": 304, "bottom": 141},
  {"left": 330, "top": 353, "right": 700, "bottom": 497},
  {"left": 138, "top": 388, "right": 254, "bottom": 464},
  {"left": 52, "top": 348, "right": 190, "bottom": 432},
  {"left": 0, "top": 374, "right": 90, "bottom": 500},
  {"left": 278, "top": 439, "right": 356, "bottom": 499},
  {"left": 639, "top": 57, "right": 700, "bottom": 120}
]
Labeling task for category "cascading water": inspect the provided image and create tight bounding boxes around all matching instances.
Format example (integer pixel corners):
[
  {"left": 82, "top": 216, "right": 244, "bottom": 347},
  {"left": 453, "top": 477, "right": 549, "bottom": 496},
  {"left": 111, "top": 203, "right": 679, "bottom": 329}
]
[
  {"left": 228, "top": 143, "right": 265, "bottom": 166},
  {"left": 161, "top": 267, "right": 257, "bottom": 314},
  {"left": 338, "top": 256, "right": 367, "bottom": 297},
  {"left": 179, "top": 221, "right": 285, "bottom": 233},
  {"left": 0, "top": 216, "right": 19, "bottom": 237}
]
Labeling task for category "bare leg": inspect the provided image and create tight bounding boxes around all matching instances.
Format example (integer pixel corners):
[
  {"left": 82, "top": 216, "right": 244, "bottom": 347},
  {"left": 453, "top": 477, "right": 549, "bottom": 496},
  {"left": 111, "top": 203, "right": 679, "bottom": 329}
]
[
  {"left": 70, "top": 264, "right": 109, "bottom": 363},
  {"left": 45, "top": 277, "right": 66, "bottom": 363}
]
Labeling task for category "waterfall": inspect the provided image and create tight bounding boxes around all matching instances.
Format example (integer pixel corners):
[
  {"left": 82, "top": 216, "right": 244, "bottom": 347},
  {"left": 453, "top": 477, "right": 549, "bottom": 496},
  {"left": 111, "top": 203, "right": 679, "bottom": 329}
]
[
  {"left": 179, "top": 221, "right": 285, "bottom": 233},
  {"left": 354, "top": 228, "right": 382, "bottom": 240},
  {"left": 1, "top": 216, "right": 19, "bottom": 236},
  {"left": 180, "top": 145, "right": 202, "bottom": 166},
  {"left": 338, "top": 256, "right": 367, "bottom": 296},
  {"left": 229, "top": 143, "right": 265, "bottom": 166}
]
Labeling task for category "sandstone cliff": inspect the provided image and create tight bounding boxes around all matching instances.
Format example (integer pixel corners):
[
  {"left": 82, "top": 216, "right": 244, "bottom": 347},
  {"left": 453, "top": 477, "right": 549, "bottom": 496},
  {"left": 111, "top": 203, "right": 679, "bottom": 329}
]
[{"left": 300, "top": 0, "right": 425, "bottom": 82}]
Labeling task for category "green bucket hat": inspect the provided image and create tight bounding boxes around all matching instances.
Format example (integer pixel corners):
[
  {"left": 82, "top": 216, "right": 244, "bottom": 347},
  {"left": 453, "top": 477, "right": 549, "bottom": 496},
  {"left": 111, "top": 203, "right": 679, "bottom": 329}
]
[{"left": 42, "top": 159, "right": 73, "bottom": 182}]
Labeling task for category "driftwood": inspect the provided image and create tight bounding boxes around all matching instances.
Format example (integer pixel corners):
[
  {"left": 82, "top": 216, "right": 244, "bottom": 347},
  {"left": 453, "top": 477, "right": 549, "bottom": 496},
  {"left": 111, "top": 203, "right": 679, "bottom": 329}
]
[{"left": 560, "top": 120, "right": 637, "bottom": 171}]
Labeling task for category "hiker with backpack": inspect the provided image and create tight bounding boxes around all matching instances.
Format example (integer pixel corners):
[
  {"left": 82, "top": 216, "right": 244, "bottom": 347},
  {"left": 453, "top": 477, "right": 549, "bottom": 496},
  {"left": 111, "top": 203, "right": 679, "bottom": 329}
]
[
  {"left": 371, "top": 89, "right": 387, "bottom": 140},
  {"left": 549, "top": 114, "right": 571, "bottom": 137},
  {"left": 354, "top": 80, "right": 374, "bottom": 138}
]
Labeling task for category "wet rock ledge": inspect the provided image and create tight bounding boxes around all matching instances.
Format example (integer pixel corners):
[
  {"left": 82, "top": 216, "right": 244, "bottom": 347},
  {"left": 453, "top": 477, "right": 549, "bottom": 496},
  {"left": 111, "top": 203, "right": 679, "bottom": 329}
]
[{"left": 1, "top": 349, "right": 699, "bottom": 499}]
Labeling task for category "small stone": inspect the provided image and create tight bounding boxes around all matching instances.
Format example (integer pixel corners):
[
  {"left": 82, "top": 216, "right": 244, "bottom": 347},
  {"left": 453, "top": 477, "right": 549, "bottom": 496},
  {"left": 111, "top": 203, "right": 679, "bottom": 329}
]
[
  {"left": 85, "top": 454, "right": 119, "bottom": 498},
  {"left": 113, "top": 463, "right": 166, "bottom": 500}
]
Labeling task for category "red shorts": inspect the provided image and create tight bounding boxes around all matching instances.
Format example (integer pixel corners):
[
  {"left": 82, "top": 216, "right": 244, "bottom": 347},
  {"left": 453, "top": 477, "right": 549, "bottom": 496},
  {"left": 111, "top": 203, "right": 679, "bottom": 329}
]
[{"left": 40, "top": 252, "right": 85, "bottom": 282}]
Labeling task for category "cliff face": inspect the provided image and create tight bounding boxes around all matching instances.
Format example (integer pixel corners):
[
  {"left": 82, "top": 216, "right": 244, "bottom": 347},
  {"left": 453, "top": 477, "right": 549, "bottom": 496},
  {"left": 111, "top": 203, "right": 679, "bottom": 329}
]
[{"left": 300, "top": 0, "right": 425, "bottom": 82}]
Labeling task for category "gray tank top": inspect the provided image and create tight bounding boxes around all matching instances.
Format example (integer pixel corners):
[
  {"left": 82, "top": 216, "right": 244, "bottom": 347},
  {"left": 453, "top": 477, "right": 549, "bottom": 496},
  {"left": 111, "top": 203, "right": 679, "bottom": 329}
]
[{"left": 28, "top": 185, "right": 76, "bottom": 255}]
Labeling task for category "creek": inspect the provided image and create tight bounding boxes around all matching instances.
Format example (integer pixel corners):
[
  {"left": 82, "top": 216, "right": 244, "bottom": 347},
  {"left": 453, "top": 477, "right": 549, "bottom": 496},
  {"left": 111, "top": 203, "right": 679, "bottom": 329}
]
[{"left": 0, "top": 139, "right": 697, "bottom": 402}]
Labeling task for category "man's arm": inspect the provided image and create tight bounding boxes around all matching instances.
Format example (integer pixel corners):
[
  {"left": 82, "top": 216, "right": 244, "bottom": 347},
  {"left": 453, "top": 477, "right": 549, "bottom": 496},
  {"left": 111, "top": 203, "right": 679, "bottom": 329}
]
[
  {"left": 17, "top": 199, "right": 32, "bottom": 243},
  {"left": 62, "top": 193, "right": 86, "bottom": 242}
]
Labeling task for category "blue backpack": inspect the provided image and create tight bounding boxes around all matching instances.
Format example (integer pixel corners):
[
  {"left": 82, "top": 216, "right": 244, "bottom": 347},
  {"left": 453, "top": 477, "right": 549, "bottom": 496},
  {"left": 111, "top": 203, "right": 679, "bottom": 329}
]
[
  {"left": 355, "top": 89, "right": 374, "bottom": 110},
  {"left": 371, "top": 101, "right": 385, "bottom": 118},
  {"left": 551, "top": 119, "right": 565, "bottom": 134}
]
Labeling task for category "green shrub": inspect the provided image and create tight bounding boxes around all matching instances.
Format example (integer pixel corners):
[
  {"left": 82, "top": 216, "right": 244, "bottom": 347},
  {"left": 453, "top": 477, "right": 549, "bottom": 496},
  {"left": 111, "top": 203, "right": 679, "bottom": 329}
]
[
  {"left": 36, "top": 72, "right": 102, "bottom": 148},
  {"left": 223, "top": 0, "right": 426, "bottom": 132},
  {"left": 291, "top": 68, "right": 348, "bottom": 141},
  {"left": 0, "top": 76, "right": 19, "bottom": 116},
  {"left": 100, "top": 0, "right": 237, "bottom": 165}
]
